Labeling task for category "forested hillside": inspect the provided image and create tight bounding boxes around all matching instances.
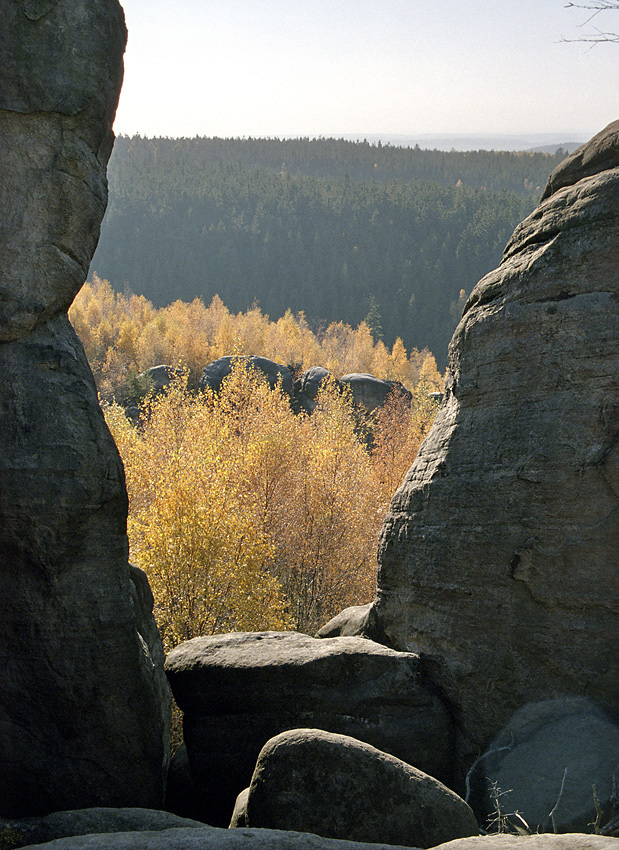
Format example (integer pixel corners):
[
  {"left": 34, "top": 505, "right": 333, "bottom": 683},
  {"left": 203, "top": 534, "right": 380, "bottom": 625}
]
[{"left": 91, "top": 137, "right": 565, "bottom": 368}]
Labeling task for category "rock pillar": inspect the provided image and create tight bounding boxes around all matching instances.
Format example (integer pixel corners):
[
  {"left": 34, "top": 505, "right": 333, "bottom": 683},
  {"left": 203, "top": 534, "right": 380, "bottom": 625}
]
[
  {"left": 0, "top": 0, "right": 170, "bottom": 816},
  {"left": 374, "top": 122, "right": 619, "bottom": 778}
]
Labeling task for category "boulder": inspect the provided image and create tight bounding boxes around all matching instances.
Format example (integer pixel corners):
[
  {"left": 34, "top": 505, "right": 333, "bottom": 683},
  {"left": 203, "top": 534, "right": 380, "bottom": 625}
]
[
  {"left": 432, "top": 838, "right": 618, "bottom": 850},
  {"left": 0, "top": 0, "right": 170, "bottom": 816},
  {"left": 479, "top": 698, "right": 619, "bottom": 834},
  {"left": 199, "top": 356, "right": 293, "bottom": 395},
  {"left": 242, "top": 728, "right": 478, "bottom": 848},
  {"left": 1, "top": 808, "right": 207, "bottom": 847},
  {"left": 372, "top": 121, "right": 619, "bottom": 779},
  {"left": 11, "top": 829, "right": 619, "bottom": 850},
  {"left": 15, "top": 827, "right": 420, "bottom": 850},
  {"left": 229, "top": 790, "right": 250, "bottom": 828},
  {"left": 165, "top": 631, "right": 451, "bottom": 826},
  {"left": 316, "top": 602, "right": 389, "bottom": 641},
  {"left": 140, "top": 364, "right": 183, "bottom": 393},
  {"left": 293, "top": 366, "right": 338, "bottom": 414},
  {"left": 340, "top": 373, "right": 411, "bottom": 415}
]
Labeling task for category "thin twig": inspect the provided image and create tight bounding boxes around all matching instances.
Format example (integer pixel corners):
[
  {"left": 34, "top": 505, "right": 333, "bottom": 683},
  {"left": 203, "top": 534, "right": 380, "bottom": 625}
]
[
  {"left": 591, "top": 784, "right": 603, "bottom": 834},
  {"left": 464, "top": 741, "right": 514, "bottom": 803},
  {"left": 548, "top": 767, "right": 568, "bottom": 833},
  {"left": 563, "top": 1, "right": 619, "bottom": 43}
]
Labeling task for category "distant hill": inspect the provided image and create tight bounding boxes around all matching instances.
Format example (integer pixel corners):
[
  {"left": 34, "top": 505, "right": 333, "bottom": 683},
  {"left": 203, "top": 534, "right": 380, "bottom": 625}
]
[
  {"left": 340, "top": 132, "right": 588, "bottom": 153},
  {"left": 91, "top": 136, "right": 567, "bottom": 369},
  {"left": 526, "top": 142, "right": 583, "bottom": 154}
]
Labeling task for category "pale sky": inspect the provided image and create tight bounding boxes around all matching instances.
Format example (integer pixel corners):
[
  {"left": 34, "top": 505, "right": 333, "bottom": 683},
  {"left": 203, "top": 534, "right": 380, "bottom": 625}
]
[{"left": 113, "top": 0, "right": 618, "bottom": 141}]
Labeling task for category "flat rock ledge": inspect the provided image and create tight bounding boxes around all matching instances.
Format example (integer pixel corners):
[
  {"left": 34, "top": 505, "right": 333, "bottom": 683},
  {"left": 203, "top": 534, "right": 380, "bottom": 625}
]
[
  {"left": 165, "top": 631, "right": 451, "bottom": 825},
  {"left": 12, "top": 826, "right": 619, "bottom": 850}
]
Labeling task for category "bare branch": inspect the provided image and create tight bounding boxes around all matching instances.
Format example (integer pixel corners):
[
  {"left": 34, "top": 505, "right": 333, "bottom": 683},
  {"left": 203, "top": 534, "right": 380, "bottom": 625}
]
[
  {"left": 548, "top": 767, "right": 569, "bottom": 834},
  {"left": 564, "top": 1, "right": 619, "bottom": 43}
]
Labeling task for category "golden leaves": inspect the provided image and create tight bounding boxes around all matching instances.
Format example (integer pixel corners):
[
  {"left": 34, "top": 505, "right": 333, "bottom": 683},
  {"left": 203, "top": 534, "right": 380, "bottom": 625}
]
[{"left": 105, "top": 361, "right": 441, "bottom": 646}]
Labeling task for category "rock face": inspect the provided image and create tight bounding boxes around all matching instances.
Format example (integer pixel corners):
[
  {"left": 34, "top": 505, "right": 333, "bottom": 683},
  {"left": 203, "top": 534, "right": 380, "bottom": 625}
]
[
  {"left": 293, "top": 366, "right": 337, "bottom": 414},
  {"left": 13, "top": 830, "right": 619, "bottom": 850},
  {"left": 0, "top": 0, "right": 170, "bottom": 817},
  {"left": 14, "top": 826, "right": 422, "bottom": 850},
  {"left": 1, "top": 808, "right": 207, "bottom": 847},
  {"left": 340, "top": 373, "right": 411, "bottom": 415},
  {"left": 140, "top": 364, "right": 184, "bottom": 393},
  {"left": 165, "top": 631, "right": 451, "bottom": 826},
  {"left": 480, "top": 698, "right": 619, "bottom": 835},
  {"left": 316, "top": 602, "right": 388, "bottom": 641},
  {"left": 0, "top": 0, "right": 126, "bottom": 341},
  {"left": 240, "top": 728, "right": 478, "bottom": 848},
  {"left": 199, "top": 356, "right": 293, "bottom": 395},
  {"left": 373, "top": 121, "right": 619, "bottom": 778}
]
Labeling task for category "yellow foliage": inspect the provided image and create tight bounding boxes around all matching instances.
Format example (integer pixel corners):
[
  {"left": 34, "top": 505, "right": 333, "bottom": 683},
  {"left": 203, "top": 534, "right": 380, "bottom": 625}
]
[
  {"left": 370, "top": 383, "right": 441, "bottom": 499},
  {"left": 72, "top": 275, "right": 445, "bottom": 401},
  {"left": 106, "top": 373, "right": 293, "bottom": 649},
  {"left": 105, "top": 363, "right": 394, "bottom": 644},
  {"left": 74, "top": 277, "right": 445, "bottom": 643},
  {"left": 419, "top": 352, "right": 444, "bottom": 392}
]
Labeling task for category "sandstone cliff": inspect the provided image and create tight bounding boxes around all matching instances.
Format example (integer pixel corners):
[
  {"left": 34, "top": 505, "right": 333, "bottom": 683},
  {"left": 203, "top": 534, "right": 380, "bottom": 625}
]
[
  {"left": 374, "top": 121, "right": 619, "bottom": 776},
  {"left": 0, "top": 0, "right": 170, "bottom": 816}
]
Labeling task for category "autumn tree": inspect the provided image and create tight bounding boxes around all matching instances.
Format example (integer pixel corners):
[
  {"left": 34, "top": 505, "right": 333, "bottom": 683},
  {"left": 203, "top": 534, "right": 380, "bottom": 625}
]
[
  {"left": 371, "top": 383, "right": 442, "bottom": 498},
  {"left": 71, "top": 277, "right": 446, "bottom": 401},
  {"left": 105, "top": 363, "right": 390, "bottom": 642},
  {"left": 105, "top": 375, "right": 292, "bottom": 650}
]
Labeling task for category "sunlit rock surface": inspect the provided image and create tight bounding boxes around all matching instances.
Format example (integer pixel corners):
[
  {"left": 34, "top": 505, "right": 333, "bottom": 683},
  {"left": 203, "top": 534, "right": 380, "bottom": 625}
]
[{"left": 374, "top": 121, "right": 619, "bottom": 777}]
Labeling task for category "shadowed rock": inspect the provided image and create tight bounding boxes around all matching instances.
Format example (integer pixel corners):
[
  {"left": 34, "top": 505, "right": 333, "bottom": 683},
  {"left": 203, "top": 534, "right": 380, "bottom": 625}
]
[
  {"left": 241, "top": 728, "right": 478, "bottom": 848},
  {"left": 165, "top": 631, "right": 451, "bottom": 826},
  {"left": 0, "top": 0, "right": 170, "bottom": 817},
  {"left": 14, "top": 826, "right": 421, "bottom": 850},
  {"left": 293, "top": 366, "right": 338, "bottom": 414},
  {"left": 0, "top": 0, "right": 126, "bottom": 341},
  {"left": 480, "top": 698, "right": 619, "bottom": 834},
  {"left": 199, "top": 356, "right": 293, "bottom": 395},
  {"left": 340, "top": 373, "right": 411, "bottom": 415},
  {"left": 13, "top": 829, "right": 619, "bottom": 850},
  {"left": 1, "top": 808, "right": 207, "bottom": 847}
]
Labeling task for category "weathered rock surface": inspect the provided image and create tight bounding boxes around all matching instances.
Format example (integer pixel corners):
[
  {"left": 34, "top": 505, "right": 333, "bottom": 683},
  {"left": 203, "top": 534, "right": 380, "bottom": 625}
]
[
  {"left": 340, "top": 373, "right": 411, "bottom": 415},
  {"left": 165, "top": 744, "right": 205, "bottom": 822},
  {"left": 199, "top": 355, "right": 293, "bottom": 395},
  {"left": 0, "top": 0, "right": 170, "bottom": 817},
  {"left": 1, "top": 807, "right": 207, "bottom": 846},
  {"left": 372, "top": 120, "right": 619, "bottom": 778},
  {"left": 165, "top": 631, "right": 451, "bottom": 825},
  {"left": 140, "top": 364, "right": 184, "bottom": 393},
  {"left": 16, "top": 827, "right": 421, "bottom": 850},
  {"left": 0, "top": 0, "right": 126, "bottom": 341},
  {"left": 316, "top": 601, "right": 390, "bottom": 641},
  {"left": 294, "top": 366, "right": 338, "bottom": 414},
  {"left": 432, "top": 838, "right": 619, "bottom": 850},
  {"left": 13, "top": 830, "right": 619, "bottom": 850},
  {"left": 241, "top": 728, "right": 478, "bottom": 848},
  {"left": 480, "top": 698, "right": 619, "bottom": 834},
  {"left": 229, "top": 789, "right": 250, "bottom": 828}
]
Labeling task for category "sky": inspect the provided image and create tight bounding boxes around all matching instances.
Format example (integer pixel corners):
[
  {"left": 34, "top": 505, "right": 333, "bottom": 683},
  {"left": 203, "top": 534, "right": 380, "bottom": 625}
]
[{"left": 113, "top": 0, "right": 618, "bottom": 144}]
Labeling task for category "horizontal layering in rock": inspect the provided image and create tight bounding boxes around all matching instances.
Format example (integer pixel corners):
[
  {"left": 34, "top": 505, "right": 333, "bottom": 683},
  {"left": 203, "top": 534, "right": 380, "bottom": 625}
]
[{"left": 373, "top": 120, "right": 619, "bottom": 777}]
